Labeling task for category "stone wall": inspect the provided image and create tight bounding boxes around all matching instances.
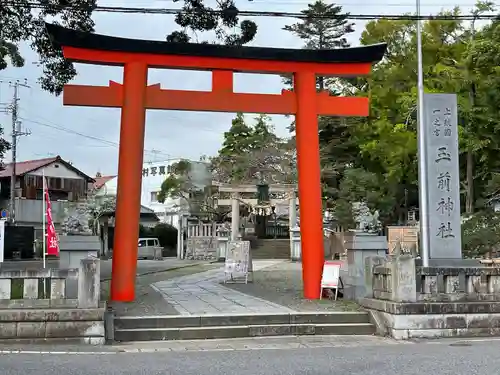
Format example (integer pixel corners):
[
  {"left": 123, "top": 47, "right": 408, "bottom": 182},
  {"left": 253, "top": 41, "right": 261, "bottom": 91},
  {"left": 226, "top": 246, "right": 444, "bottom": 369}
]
[
  {"left": 361, "top": 255, "right": 500, "bottom": 340},
  {"left": 0, "top": 258, "right": 104, "bottom": 344}
]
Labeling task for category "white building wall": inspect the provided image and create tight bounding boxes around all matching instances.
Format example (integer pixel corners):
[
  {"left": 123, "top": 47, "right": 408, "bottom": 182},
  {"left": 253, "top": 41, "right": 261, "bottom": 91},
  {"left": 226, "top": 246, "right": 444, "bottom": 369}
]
[
  {"left": 141, "top": 159, "right": 183, "bottom": 226},
  {"left": 29, "top": 161, "right": 84, "bottom": 179},
  {"left": 95, "top": 159, "right": 211, "bottom": 229}
]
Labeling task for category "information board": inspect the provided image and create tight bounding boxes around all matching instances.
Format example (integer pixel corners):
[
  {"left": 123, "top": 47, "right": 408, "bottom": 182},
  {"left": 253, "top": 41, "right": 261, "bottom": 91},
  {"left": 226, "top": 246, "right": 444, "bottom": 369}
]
[
  {"left": 321, "top": 261, "right": 343, "bottom": 300},
  {"left": 224, "top": 240, "right": 252, "bottom": 284}
]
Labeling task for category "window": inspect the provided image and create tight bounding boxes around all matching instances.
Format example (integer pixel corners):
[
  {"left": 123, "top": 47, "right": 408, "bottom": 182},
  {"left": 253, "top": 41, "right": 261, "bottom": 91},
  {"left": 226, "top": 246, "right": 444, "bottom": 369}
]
[
  {"left": 150, "top": 191, "right": 159, "bottom": 202},
  {"left": 147, "top": 239, "right": 157, "bottom": 247},
  {"left": 138, "top": 239, "right": 147, "bottom": 247}
]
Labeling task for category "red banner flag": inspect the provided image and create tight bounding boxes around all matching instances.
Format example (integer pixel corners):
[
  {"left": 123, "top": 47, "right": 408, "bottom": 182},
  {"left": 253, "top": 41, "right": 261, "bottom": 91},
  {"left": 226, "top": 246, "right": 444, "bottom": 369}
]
[{"left": 44, "top": 180, "right": 59, "bottom": 256}]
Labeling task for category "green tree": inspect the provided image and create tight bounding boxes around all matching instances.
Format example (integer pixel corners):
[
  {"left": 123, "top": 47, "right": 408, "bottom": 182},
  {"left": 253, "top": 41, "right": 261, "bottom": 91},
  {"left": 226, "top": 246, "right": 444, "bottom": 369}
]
[
  {"left": 282, "top": 0, "right": 354, "bottom": 90},
  {"left": 462, "top": 209, "right": 500, "bottom": 258},
  {"left": 211, "top": 113, "right": 296, "bottom": 184},
  {"left": 157, "top": 160, "right": 229, "bottom": 222},
  {"left": 282, "top": 1, "right": 355, "bottom": 207},
  {"left": 0, "top": 125, "right": 11, "bottom": 169},
  {"left": 2, "top": 1, "right": 258, "bottom": 95},
  {"left": 334, "top": 168, "right": 396, "bottom": 229},
  {"left": 168, "top": 0, "right": 257, "bottom": 45},
  {"left": 347, "top": 2, "right": 500, "bottom": 224},
  {"left": 1, "top": 1, "right": 96, "bottom": 94}
]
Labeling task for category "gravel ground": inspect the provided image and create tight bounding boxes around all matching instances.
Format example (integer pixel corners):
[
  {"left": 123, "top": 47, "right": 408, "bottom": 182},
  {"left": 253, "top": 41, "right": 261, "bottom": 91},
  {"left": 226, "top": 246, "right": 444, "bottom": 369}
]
[
  {"left": 223, "top": 261, "right": 361, "bottom": 311},
  {"left": 102, "top": 264, "right": 221, "bottom": 316}
]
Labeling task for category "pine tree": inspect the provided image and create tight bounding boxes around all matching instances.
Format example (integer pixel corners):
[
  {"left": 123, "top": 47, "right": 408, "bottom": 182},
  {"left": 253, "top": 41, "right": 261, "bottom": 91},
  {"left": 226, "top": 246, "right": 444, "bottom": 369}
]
[
  {"left": 282, "top": 1, "right": 356, "bottom": 206},
  {"left": 211, "top": 114, "right": 295, "bottom": 183},
  {"left": 282, "top": 0, "right": 354, "bottom": 90}
]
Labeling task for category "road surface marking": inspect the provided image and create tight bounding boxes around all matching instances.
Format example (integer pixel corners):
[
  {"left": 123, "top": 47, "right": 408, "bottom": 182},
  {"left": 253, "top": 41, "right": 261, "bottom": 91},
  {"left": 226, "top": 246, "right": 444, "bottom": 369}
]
[{"left": 0, "top": 350, "right": 116, "bottom": 355}]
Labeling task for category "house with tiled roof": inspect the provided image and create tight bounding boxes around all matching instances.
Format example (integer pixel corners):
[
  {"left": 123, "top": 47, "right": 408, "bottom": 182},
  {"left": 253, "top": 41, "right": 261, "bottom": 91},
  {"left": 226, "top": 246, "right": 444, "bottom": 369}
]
[
  {"left": 0, "top": 155, "right": 95, "bottom": 228},
  {"left": 89, "top": 173, "right": 116, "bottom": 195}
]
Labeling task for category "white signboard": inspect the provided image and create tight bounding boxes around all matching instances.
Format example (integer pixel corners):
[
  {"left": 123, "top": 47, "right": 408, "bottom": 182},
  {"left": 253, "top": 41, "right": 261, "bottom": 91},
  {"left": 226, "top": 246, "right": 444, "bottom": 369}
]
[
  {"left": 0, "top": 219, "right": 5, "bottom": 263},
  {"left": 423, "top": 93, "right": 462, "bottom": 259},
  {"left": 224, "top": 241, "right": 251, "bottom": 283},
  {"left": 321, "top": 261, "right": 343, "bottom": 300}
]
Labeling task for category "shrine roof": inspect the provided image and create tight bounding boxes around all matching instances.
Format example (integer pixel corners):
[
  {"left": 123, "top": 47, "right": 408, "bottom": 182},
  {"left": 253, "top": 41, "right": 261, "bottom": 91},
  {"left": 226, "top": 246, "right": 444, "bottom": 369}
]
[{"left": 45, "top": 23, "right": 386, "bottom": 65}]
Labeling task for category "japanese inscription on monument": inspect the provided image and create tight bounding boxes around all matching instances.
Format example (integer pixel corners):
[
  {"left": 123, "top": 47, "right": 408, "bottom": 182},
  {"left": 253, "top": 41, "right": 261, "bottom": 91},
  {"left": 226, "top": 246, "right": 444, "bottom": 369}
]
[{"left": 424, "top": 93, "right": 462, "bottom": 259}]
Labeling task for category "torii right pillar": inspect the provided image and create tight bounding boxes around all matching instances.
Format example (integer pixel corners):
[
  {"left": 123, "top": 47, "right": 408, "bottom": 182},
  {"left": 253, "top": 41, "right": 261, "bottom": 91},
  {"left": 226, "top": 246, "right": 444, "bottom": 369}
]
[{"left": 294, "top": 71, "right": 325, "bottom": 299}]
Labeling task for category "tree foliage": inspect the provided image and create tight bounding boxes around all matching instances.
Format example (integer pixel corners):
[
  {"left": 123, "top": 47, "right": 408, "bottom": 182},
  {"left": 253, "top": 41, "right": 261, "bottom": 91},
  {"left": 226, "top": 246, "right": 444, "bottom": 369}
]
[
  {"left": 157, "top": 159, "right": 228, "bottom": 222},
  {"left": 314, "top": 1, "right": 500, "bottom": 228},
  {"left": 462, "top": 210, "right": 500, "bottom": 258},
  {"left": 61, "top": 194, "right": 115, "bottom": 235},
  {"left": 168, "top": 0, "right": 257, "bottom": 45},
  {"left": 1, "top": 0, "right": 258, "bottom": 95},
  {"left": 282, "top": 0, "right": 354, "bottom": 90},
  {"left": 282, "top": 1, "right": 359, "bottom": 216},
  {"left": 210, "top": 113, "right": 296, "bottom": 184},
  {"left": 334, "top": 168, "right": 396, "bottom": 229},
  {"left": 1, "top": 0, "right": 96, "bottom": 94}
]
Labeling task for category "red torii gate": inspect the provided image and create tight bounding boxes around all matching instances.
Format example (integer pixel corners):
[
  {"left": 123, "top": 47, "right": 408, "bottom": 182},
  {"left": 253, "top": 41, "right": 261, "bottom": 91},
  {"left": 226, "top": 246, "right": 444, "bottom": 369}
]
[{"left": 46, "top": 23, "right": 386, "bottom": 302}]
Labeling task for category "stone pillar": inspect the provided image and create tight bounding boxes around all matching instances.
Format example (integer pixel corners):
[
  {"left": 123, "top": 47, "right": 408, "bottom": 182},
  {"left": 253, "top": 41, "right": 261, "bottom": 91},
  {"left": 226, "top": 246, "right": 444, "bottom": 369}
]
[
  {"left": 289, "top": 190, "right": 297, "bottom": 229},
  {"left": 390, "top": 255, "right": 417, "bottom": 302},
  {"left": 78, "top": 258, "right": 100, "bottom": 308},
  {"left": 217, "top": 236, "right": 229, "bottom": 261},
  {"left": 231, "top": 192, "right": 240, "bottom": 241},
  {"left": 290, "top": 226, "right": 301, "bottom": 261},
  {"left": 177, "top": 215, "right": 185, "bottom": 260},
  {"left": 103, "top": 219, "right": 109, "bottom": 258}
]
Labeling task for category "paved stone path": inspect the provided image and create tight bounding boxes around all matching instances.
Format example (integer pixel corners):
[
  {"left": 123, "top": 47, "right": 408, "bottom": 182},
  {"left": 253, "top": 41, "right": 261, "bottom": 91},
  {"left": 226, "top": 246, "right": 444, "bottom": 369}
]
[{"left": 151, "top": 260, "right": 296, "bottom": 315}]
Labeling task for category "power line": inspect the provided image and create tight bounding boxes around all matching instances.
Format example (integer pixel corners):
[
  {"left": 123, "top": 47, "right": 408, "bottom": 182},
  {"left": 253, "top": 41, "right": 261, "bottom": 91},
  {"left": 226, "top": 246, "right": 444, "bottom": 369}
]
[
  {"left": 4, "top": 1, "right": 499, "bottom": 20},
  {"left": 17, "top": 116, "right": 186, "bottom": 160}
]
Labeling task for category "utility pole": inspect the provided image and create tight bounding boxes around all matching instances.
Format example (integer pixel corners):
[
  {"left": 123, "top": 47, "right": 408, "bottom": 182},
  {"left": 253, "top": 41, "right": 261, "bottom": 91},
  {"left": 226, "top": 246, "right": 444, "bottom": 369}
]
[{"left": 7, "top": 80, "right": 30, "bottom": 224}]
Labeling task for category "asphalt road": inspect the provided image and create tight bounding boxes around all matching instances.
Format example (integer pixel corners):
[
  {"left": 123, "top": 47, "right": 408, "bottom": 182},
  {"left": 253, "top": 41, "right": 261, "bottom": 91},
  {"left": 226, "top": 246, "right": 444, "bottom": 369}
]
[{"left": 0, "top": 338, "right": 497, "bottom": 375}]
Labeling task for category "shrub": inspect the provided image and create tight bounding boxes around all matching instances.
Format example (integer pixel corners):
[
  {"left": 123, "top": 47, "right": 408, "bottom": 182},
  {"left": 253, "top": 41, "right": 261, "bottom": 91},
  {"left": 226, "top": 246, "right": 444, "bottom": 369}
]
[{"left": 153, "top": 223, "right": 178, "bottom": 249}]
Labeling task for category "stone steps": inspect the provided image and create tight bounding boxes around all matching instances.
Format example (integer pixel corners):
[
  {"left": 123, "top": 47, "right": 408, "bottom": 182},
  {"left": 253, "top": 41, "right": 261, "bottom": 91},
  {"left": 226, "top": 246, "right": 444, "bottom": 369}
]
[{"left": 114, "top": 312, "right": 375, "bottom": 342}]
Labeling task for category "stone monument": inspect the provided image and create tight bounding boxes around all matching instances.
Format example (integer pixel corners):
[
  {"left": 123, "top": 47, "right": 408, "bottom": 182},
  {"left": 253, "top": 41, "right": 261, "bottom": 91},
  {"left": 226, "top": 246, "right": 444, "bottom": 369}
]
[
  {"left": 360, "top": 94, "right": 500, "bottom": 340},
  {"left": 59, "top": 202, "right": 101, "bottom": 298}
]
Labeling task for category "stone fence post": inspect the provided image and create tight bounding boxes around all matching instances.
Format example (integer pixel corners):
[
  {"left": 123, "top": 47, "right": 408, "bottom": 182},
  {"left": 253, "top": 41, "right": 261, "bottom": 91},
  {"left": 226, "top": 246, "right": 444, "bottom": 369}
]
[
  {"left": 78, "top": 258, "right": 100, "bottom": 308},
  {"left": 290, "top": 226, "right": 301, "bottom": 261},
  {"left": 389, "top": 255, "right": 417, "bottom": 302},
  {"left": 217, "top": 237, "right": 229, "bottom": 261}
]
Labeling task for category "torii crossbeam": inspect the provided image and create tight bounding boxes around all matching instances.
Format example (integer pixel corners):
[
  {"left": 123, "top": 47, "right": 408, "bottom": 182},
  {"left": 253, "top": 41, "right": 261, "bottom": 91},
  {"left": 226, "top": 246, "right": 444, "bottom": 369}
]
[{"left": 46, "top": 23, "right": 386, "bottom": 302}]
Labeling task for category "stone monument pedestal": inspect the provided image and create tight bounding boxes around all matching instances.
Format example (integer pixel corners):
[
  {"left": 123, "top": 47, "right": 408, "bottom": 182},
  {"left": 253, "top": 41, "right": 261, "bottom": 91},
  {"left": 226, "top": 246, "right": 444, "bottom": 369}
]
[
  {"left": 344, "top": 231, "right": 388, "bottom": 300},
  {"left": 361, "top": 254, "right": 500, "bottom": 339},
  {"left": 59, "top": 235, "right": 101, "bottom": 298}
]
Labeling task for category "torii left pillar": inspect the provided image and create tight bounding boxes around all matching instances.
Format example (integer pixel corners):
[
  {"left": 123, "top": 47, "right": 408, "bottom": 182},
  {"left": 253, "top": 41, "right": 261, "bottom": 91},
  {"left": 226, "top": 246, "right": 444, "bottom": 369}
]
[
  {"left": 294, "top": 71, "right": 324, "bottom": 299},
  {"left": 110, "top": 62, "right": 148, "bottom": 301}
]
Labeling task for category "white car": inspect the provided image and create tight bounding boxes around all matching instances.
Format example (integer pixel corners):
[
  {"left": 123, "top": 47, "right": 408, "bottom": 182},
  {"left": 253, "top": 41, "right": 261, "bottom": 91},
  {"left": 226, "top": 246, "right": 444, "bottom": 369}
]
[{"left": 137, "top": 237, "right": 162, "bottom": 260}]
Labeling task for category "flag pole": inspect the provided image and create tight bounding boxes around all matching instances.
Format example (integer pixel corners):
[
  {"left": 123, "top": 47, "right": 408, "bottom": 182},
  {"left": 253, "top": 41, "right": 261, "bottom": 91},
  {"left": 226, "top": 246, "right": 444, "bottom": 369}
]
[
  {"left": 416, "top": 0, "right": 430, "bottom": 267},
  {"left": 42, "top": 169, "right": 46, "bottom": 270}
]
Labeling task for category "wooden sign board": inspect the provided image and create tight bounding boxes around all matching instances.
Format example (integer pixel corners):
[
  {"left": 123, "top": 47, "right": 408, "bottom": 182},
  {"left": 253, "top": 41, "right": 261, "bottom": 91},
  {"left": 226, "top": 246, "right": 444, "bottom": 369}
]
[
  {"left": 320, "top": 261, "right": 344, "bottom": 300},
  {"left": 224, "top": 240, "right": 252, "bottom": 284}
]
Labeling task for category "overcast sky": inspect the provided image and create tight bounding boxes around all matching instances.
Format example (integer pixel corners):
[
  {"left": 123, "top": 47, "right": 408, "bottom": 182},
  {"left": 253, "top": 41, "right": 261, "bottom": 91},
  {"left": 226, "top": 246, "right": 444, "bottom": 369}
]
[{"left": 0, "top": 0, "right": 481, "bottom": 177}]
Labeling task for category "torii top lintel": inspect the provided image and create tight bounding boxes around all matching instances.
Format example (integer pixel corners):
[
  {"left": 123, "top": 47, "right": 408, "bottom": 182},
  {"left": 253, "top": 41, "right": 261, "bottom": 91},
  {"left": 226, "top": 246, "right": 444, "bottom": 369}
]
[{"left": 46, "top": 23, "right": 386, "bottom": 77}]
